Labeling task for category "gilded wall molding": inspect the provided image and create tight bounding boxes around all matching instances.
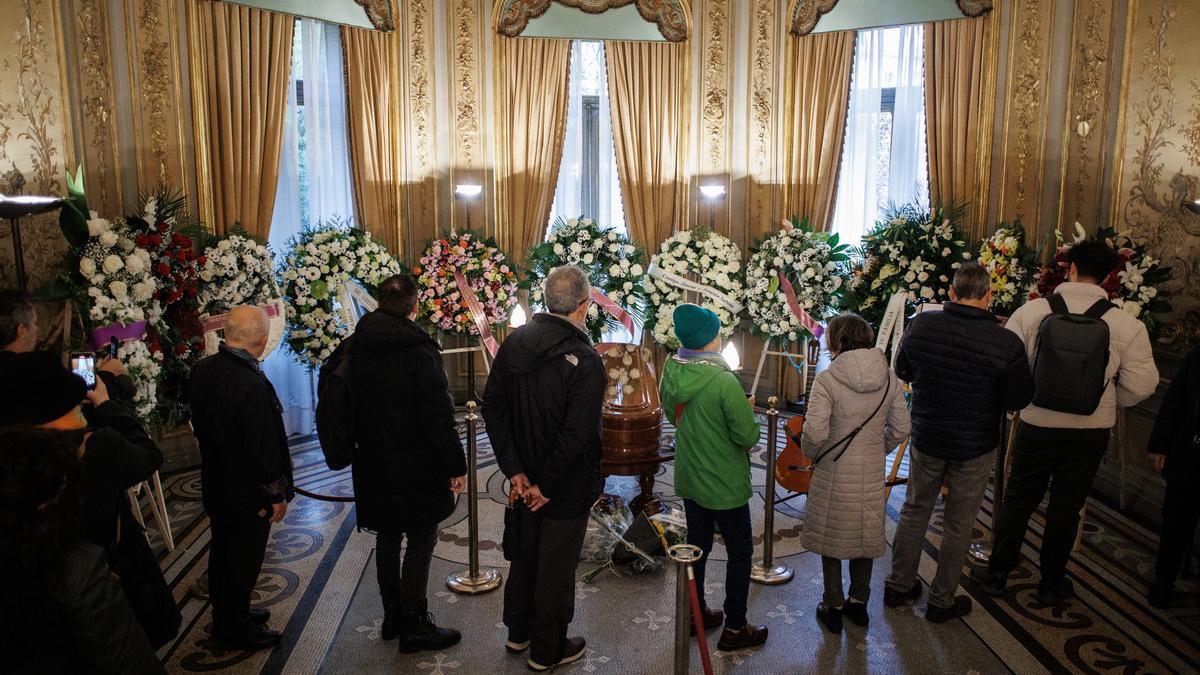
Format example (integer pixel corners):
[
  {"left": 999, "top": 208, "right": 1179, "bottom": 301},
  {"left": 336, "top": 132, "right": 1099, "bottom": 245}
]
[
  {"left": 747, "top": 0, "right": 778, "bottom": 235},
  {"left": 70, "top": 0, "right": 122, "bottom": 216},
  {"left": 1112, "top": 0, "right": 1200, "bottom": 322},
  {"left": 0, "top": 0, "right": 68, "bottom": 289},
  {"left": 403, "top": 0, "right": 438, "bottom": 253},
  {"left": 699, "top": 0, "right": 730, "bottom": 211},
  {"left": 789, "top": 0, "right": 837, "bottom": 37},
  {"left": 494, "top": 0, "right": 690, "bottom": 42},
  {"left": 997, "top": 0, "right": 1053, "bottom": 227},
  {"left": 352, "top": 0, "right": 396, "bottom": 31},
  {"left": 1058, "top": 0, "right": 1114, "bottom": 228},
  {"left": 451, "top": 0, "right": 486, "bottom": 234}
]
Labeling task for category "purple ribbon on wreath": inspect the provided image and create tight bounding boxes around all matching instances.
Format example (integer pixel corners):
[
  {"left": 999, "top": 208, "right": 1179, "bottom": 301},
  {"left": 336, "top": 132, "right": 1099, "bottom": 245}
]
[{"left": 88, "top": 321, "right": 148, "bottom": 351}]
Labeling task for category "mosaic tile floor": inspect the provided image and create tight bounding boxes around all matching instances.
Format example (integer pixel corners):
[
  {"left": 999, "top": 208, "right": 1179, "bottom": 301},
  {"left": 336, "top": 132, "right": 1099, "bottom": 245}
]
[{"left": 143, "top": 412, "right": 1200, "bottom": 674}]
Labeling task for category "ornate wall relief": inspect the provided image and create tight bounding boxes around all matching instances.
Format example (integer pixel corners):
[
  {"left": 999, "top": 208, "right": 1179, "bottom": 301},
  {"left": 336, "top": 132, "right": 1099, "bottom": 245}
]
[
  {"left": 67, "top": 0, "right": 122, "bottom": 217},
  {"left": 494, "top": 0, "right": 690, "bottom": 42},
  {"left": 450, "top": 0, "right": 486, "bottom": 234},
  {"left": 699, "top": 0, "right": 730, "bottom": 234},
  {"left": 995, "top": 0, "right": 1054, "bottom": 232},
  {"left": 789, "top": 0, "right": 838, "bottom": 37},
  {"left": 0, "top": 0, "right": 70, "bottom": 289},
  {"left": 401, "top": 0, "right": 438, "bottom": 256},
  {"left": 746, "top": 0, "right": 780, "bottom": 238},
  {"left": 1113, "top": 0, "right": 1200, "bottom": 331},
  {"left": 352, "top": 0, "right": 396, "bottom": 31},
  {"left": 1058, "top": 0, "right": 1116, "bottom": 229}
]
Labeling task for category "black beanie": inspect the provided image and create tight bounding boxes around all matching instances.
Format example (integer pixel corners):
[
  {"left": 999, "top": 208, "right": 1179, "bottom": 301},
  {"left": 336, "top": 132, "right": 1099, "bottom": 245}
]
[{"left": 0, "top": 351, "right": 87, "bottom": 427}]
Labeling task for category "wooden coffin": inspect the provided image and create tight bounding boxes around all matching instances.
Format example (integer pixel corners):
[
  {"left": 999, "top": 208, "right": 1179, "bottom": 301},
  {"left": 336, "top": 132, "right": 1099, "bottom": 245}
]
[{"left": 600, "top": 344, "right": 663, "bottom": 463}]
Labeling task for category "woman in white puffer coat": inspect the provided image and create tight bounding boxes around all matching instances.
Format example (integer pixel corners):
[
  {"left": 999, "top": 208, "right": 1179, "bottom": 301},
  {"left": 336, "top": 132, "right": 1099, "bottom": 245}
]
[{"left": 801, "top": 313, "right": 911, "bottom": 634}]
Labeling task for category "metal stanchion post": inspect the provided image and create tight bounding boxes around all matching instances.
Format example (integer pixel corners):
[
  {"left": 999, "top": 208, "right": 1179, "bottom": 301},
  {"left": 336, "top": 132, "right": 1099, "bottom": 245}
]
[
  {"left": 447, "top": 401, "right": 502, "bottom": 594},
  {"left": 751, "top": 397, "right": 793, "bottom": 585},
  {"left": 969, "top": 412, "right": 1017, "bottom": 564},
  {"left": 669, "top": 544, "right": 712, "bottom": 675}
]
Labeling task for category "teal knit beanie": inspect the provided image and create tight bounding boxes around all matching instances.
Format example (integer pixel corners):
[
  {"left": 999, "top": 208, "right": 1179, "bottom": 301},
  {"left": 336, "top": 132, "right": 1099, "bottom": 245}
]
[{"left": 672, "top": 303, "right": 721, "bottom": 350}]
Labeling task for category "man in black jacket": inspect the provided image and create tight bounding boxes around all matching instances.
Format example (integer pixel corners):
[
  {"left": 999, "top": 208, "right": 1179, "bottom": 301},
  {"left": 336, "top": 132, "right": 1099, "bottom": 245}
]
[
  {"left": 483, "top": 265, "right": 606, "bottom": 672},
  {"left": 1146, "top": 345, "right": 1200, "bottom": 608},
  {"left": 348, "top": 274, "right": 466, "bottom": 653},
  {"left": 884, "top": 263, "right": 1034, "bottom": 621},
  {"left": 190, "top": 305, "right": 294, "bottom": 650}
]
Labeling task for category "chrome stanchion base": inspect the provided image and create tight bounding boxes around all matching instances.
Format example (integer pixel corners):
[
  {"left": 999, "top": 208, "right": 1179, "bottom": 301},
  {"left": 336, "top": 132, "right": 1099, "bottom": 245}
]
[
  {"left": 750, "top": 563, "right": 794, "bottom": 585},
  {"left": 446, "top": 568, "right": 502, "bottom": 595},
  {"left": 967, "top": 542, "right": 991, "bottom": 565}
]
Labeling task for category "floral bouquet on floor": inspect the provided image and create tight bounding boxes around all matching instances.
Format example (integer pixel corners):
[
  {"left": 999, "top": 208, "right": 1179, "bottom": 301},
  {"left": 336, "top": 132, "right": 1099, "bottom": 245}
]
[
  {"left": 845, "top": 203, "right": 972, "bottom": 327},
  {"left": 56, "top": 170, "right": 163, "bottom": 420},
  {"left": 413, "top": 229, "right": 519, "bottom": 338},
  {"left": 279, "top": 219, "right": 402, "bottom": 368},
  {"left": 1031, "top": 222, "right": 1173, "bottom": 336},
  {"left": 522, "top": 216, "right": 646, "bottom": 342},
  {"left": 979, "top": 221, "right": 1041, "bottom": 316},
  {"left": 125, "top": 189, "right": 207, "bottom": 425},
  {"left": 642, "top": 227, "right": 745, "bottom": 350},
  {"left": 198, "top": 227, "right": 284, "bottom": 357},
  {"left": 745, "top": 216, "right": 850, "bottom": 343}
]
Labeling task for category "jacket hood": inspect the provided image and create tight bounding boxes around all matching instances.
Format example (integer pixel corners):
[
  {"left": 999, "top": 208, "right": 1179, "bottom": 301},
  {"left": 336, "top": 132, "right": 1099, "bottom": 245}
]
[
  {"left": 827, "top": 348, "right": 890, "bottom": 394},
  {"left": 663, "top": 353, "right": 731, "bottom": 404},
  {"left": 352, "top": 310, "right": 438, "bottom": 353},
  {"left": 501, "top": 313, "right": 592, "bottom": 374}
]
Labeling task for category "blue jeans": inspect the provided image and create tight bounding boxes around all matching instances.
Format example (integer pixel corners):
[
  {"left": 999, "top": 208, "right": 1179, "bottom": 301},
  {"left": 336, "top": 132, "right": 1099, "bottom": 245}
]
[{"left": 684, "top": 500, "right": 753, "bottom": 629}]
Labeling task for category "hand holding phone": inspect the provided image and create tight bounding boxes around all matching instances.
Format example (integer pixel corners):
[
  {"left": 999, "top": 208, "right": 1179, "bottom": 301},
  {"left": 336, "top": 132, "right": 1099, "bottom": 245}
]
[{"left": 69, "top": 353, "right": 97, "bottom": 390}]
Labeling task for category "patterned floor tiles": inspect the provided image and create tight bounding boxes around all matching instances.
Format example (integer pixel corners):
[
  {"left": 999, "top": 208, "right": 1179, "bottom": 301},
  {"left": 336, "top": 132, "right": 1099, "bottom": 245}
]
[{"left": 140, "top": 413, "right": 1198, "bottom": 674}]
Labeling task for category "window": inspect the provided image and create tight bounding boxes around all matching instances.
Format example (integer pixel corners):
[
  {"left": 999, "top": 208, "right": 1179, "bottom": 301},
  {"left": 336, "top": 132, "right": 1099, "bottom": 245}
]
[
  {"left": 547, "top": 41, "right": 627, "bottom": 238},
  {"left": 831, "top": 25, "right": 929, "bottom": 247}
]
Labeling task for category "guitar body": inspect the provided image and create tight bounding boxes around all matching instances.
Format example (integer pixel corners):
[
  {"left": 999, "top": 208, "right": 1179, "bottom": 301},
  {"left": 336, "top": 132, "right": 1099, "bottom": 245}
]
[{"left": 775, "top": 415, "right": 814, "bottom": 493}]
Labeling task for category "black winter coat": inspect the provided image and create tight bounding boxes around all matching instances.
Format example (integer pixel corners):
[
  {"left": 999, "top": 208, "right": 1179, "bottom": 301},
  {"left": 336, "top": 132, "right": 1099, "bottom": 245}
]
[
  {"left": 1148, "top": 346, "right": 1200, "bottom": 481},
  {"left": 348, "top": 310, "right": 466, "bottom": 532},
  {"left": 189, "top": 346, "right": 294, "bottom": 517},
  {"left": 482, "top": 313, "right": 606, "bottom": 519},
  {"left": 77, "top": 401, "right": 163, "bottom": 550},
  {"left": 9, "top": 542, "right": 164, "bottom": 674},
  {"left": 895, "top": 302, "right": 1034, "bottom": 461}
]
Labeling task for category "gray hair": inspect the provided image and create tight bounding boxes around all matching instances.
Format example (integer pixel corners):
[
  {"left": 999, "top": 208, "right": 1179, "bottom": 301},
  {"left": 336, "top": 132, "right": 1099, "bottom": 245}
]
[
  {"left": 544, "top": 265, "right": 591, "bottom": 315},
  {"left": 952, "top": 262, "right": 990, "bottom": 301}
]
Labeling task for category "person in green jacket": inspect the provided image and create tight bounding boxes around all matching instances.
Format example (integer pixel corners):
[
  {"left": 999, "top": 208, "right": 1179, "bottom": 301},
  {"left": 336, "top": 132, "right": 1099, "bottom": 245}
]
[{"left": 659, "top": 303, "right": 768, "bottom": 652}]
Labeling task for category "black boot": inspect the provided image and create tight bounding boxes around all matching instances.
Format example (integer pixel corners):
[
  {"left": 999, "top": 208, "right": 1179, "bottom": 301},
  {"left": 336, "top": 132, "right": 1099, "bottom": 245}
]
[{"left": 397, "top": 603, "right": 462, "bottom": 654}]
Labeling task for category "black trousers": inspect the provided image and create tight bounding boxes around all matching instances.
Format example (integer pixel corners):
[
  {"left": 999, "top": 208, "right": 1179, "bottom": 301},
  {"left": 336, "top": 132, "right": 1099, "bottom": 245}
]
[
  {"left": 683, "top": 500, "right": 753, "bottom": 629},
  {"left": 988, "top": 422, "right": 1109, "bottom": 585},
  {"left": 376, "top": 525, "right": 439, "bottom": 612},
  {"left": 209, "top": 511, "right": 271, "bottom": 634},
  {"left": 1155, "top": 466, "right": 1200, "bottom": 587},
  {"left": 503, "top": 509, "right": 588, "bottom": 665}
]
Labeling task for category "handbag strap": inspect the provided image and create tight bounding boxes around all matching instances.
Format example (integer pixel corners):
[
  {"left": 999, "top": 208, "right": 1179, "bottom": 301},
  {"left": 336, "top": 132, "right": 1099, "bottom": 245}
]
[{"left": 811, "top": 377, "right": 893, "bottom": 467}]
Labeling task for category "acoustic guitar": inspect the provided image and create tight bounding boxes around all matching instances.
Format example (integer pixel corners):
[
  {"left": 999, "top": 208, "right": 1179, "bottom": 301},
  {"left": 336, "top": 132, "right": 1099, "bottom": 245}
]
[{"left": 774, "top": 339, "right": 821, "bottom": 493}]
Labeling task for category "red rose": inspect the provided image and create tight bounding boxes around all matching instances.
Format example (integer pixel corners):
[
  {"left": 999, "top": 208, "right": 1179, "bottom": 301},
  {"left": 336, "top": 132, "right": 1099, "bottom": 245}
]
[
  {"left": 150, "top": 234, "right": 162, "bottom": 247},
  {"left": 197, "top": 255, "right": 207, "bottom": 266},
  {"left": 156, "top": 263, "right": 171, "bottom": 276},
  {"left": 156, "top": 221, "right": 169, "bottom": 233}
]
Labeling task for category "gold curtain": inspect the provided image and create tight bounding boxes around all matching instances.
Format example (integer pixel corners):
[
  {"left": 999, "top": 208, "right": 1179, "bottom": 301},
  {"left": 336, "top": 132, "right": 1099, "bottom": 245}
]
[
  {"left": 494, "top": 37, "right": 572, "bottom": 261},
  {"left": 605, "top": 40, "right": 691, "bottom": 251},
  {"left": 925, "top": 16, "right": 989, "bottom": 239},
  {"left": 194, "top": 1, "right": 294, "bottom": 238},
  {"left": 341, "top": 25, "right": 404, "bottom": 255},
  {"left": 779, "top": 30, "right": 855, "bottom": 233}
]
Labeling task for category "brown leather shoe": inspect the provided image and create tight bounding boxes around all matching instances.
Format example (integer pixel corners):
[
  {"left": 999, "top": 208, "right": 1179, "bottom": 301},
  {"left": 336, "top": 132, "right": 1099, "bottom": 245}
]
[
  {"left": 716, "top": 624, "right": 768, "bottom": 651},
  {"left": 688, "top": 607, "right": 724, "bottom": 636}
]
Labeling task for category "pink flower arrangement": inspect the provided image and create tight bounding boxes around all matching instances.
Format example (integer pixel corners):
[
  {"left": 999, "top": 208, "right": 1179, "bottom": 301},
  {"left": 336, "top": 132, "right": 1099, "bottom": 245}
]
[{"left": 414, "top": 230, "right": 519, "bottom": 335}]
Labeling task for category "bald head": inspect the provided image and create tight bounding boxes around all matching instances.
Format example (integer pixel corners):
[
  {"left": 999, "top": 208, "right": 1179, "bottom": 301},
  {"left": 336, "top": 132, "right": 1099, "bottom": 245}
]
[{"left": 225, "top": 305, "right": 270, "bottom": 358}]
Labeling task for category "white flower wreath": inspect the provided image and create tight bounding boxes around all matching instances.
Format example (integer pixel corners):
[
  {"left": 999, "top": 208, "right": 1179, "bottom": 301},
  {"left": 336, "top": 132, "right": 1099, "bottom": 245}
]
[
  {"left": 745, "top": 218, "right": 850, "bottom": 342},
  {"left": 278, "top": 223, "right": 402, "bottom": 368},
  {"left": 643, "top": 227, "right": 745, "bottom": 350},
  {"left": 198, "top": 233, "right": 285, "bottom": 357}
]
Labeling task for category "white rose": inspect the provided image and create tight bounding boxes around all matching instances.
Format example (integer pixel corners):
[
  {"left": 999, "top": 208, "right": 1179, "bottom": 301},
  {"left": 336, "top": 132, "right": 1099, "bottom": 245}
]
[
  {"left": 630, "top": 264, "right": 644, "bottom": 276},
  {"left": 125, "top": 254, "right": 146, "bottom": 274},
  {"left": 80, "top": 258, "right": 97, "bottom": 277},
  {"left": 109, "top": 280, "right": 128, "bottom": 299},
  {"left": 99, "top": 230, "right": 119, "bottom": 248},
  {"left": 553, "top": 243, "right": 565, "bottom": 255},
  {"left": 569, "top": 242, "right": 582, "bottom": 254},
  {"left": 102, "top": 254, "right": 124, "bottom": 274},
  {"left": 582, "top": 253, "right": 594, "bottom": 264},
  {"left": 87, "top": 215, "right": 112, "bottom": 237}
]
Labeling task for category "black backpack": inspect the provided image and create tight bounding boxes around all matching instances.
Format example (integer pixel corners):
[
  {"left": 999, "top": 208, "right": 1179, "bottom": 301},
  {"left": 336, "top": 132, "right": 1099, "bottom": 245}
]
[
  {"left": 1031, "top": 294, "right": 1114, "bottom": 415},
  {"left": 315, "top": 338, "right": 355, "bottom": 471}
]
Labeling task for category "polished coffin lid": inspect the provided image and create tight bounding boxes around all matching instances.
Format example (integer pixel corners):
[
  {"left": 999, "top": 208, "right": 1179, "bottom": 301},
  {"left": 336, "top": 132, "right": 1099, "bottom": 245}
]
[{"left": 600, "top": 343, "right": 663, "bottom": 460}]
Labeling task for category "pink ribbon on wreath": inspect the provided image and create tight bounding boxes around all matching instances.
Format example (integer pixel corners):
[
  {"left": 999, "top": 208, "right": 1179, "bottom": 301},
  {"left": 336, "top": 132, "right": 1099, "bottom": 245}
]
[
  {"left": 88, "top": 321, "right": 149, "bottom": 351},
  {"left": 778, "top": 273, "right": 825, "bottom": 340},
  {"left": 199, "top": 302, "right": 281, "bottom": 333},
  {"left": 452, "top": 269, "right": 500, "bottom": 357},
  {"left": 590, "top": 288, "right": 634, "bottom": 336}
]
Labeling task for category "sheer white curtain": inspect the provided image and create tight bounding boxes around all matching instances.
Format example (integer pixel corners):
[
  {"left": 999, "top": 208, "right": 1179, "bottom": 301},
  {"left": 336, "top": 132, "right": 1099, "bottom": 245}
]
[
  {"left": 262, "top": 19, "right": 356, "bottom": 436},
  {"left": 263, "top": 32, "right": 314, "bottom": 436},
  {"left": 548, "top": 41, "right": 626, "bottom": 236},
  {"left": 832, "top": 29, "right": 885, "bottom": 246},
  {"left": 301, "top": 19, "right": 356, "bottom": 224},
  {"left": 888, "top": 25, "right": 928, "bottom": 210}
]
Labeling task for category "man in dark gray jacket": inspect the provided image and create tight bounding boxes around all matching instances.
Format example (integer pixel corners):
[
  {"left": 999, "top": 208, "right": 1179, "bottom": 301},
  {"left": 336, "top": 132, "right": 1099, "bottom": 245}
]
[
  {"left": 884, "top": 263, "right": 1034, "bottom": 622},
  {"left": 482, "top": 265, "right": 606, "bottom": 672}
]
